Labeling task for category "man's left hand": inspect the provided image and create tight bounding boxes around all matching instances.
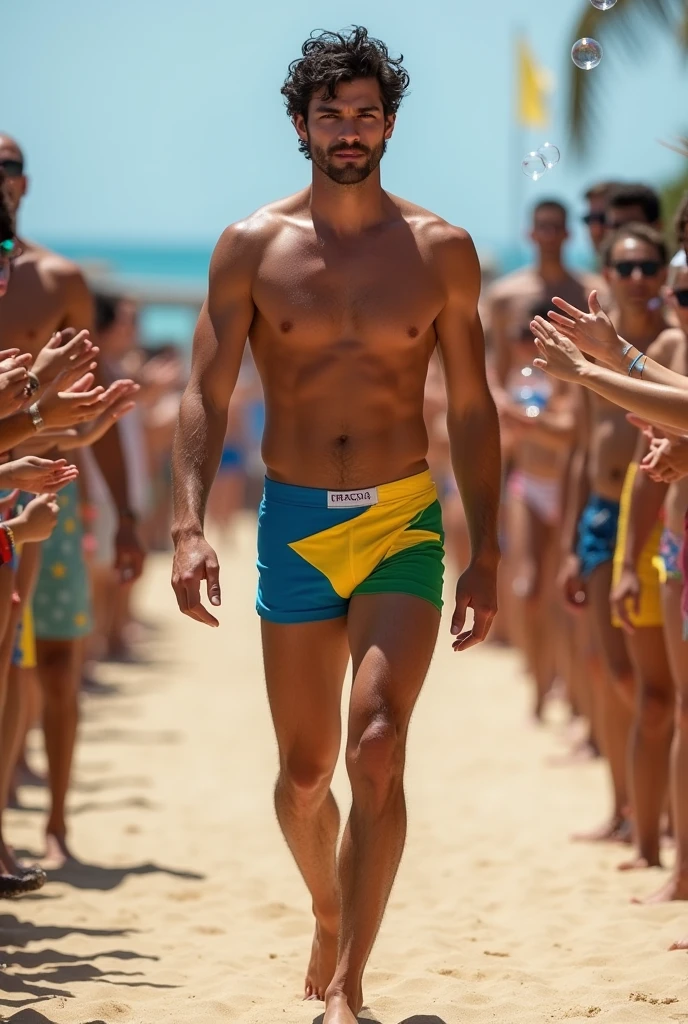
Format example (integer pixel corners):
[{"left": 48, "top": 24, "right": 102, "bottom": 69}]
[
  {"left": 114, "top": 516, "right": 145, "bottom": 584},
  {"left": 451, "top": 557, "right": 499, "bottom": 652}
]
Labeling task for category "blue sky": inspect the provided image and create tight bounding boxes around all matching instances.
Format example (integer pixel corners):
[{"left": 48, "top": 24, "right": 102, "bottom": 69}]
[{"left": 4, "top": 0, "right": 688, "bottom": 256}]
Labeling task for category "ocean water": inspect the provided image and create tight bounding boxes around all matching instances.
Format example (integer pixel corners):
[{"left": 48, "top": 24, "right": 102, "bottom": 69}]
[{"left": 50, "top": 240, "right": 594, "bottom": 346}]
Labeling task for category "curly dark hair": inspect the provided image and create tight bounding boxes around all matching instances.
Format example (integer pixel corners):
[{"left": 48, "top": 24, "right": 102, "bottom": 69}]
[
  {"left": 281, "top": 27, "right": 410, "bottom": 157},
  {"left": 0, "top": 170, "right": 14, "bottom": 244}
]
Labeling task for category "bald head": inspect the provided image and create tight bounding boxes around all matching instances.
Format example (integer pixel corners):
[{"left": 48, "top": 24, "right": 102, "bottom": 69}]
[
  {"left": 0, "top": 135, "right": 28, "bottom": 218},
  {"left": 0, "top": 134, "right": 25, "bottom": 164}
]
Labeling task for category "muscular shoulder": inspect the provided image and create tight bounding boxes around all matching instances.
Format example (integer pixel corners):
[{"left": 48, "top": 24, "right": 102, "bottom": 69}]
[
  {"left": 25, "top": 244, "right": 88, "bottom": 293},
  {"left": 211, "top": 191, "right": 307, "bottom": 277}
]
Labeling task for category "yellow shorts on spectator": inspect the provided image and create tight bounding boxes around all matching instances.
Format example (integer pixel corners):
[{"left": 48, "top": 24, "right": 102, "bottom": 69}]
[
  {"left": 13, "top": 605, "right": 37, "bottom": 670},
  {"left": 612, "top": 463, "right": 663, "bottom": 629}
]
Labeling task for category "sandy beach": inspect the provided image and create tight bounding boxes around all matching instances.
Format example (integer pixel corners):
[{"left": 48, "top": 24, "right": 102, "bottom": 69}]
[{"left": 1, "top": 515, "right": 686, "bottom": 1024}]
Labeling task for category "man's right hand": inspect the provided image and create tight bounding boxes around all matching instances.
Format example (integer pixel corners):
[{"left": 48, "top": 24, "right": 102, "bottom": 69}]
[
  {"left": 558, "top": 553, "right": 587, "bottom": 611},
  {"left": 547, "top": 290, "right": 624, "bottom": 370},
  {"left": 171, "top": 532, "right": 221, "bottom": 627}
]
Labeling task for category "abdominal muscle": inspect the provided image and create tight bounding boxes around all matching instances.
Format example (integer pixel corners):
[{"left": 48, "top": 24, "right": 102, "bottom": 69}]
[{"left": 250, "top": 329, "right": 435, "bottom": 489}]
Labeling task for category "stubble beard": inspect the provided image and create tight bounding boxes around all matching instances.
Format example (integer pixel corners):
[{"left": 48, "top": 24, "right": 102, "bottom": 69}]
[{"left": 308, "top": 136, "right": 386, "bottom": 185}]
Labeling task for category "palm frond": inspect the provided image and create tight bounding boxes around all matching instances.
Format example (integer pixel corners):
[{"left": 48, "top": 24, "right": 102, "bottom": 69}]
[{"left": 569, "top": 0, "right": 688, "bottom": 155}]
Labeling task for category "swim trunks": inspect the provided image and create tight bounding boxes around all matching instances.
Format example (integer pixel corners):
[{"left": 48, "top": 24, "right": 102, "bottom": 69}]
[
  {"left": 256, "top": 469, "right": 445, "bottom": 624},
  {"left": 611, "top": 463, "right": 663, "bottom": 629},
  {"left": 32, "top": 481, "right": 92, "bottom": 640},
  {"left": 507, "top": 470, "right": 560, "bottom": 527},
  {"left": 576, "top": 494, "right": 620, "bottom": 579},
  {"left": 652, "top": 526, "right": 684, "bottom": 584}
]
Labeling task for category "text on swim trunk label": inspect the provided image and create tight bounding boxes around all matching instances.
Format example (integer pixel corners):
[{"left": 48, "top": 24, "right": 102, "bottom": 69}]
[{"left": 327, "top": 487, "right": 379, "bottom": 508}]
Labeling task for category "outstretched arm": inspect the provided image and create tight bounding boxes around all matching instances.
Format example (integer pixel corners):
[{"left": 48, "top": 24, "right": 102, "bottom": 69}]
[
  {"left": 532, "top": 316, "right": 688, "bottom": 434},
  {"left": 435, "top": 229, "right": 501, "bottom": 650},
  {"left": 549, "top": 292, "right": 688, "bottom": 389},
  {"left": 170, "top": 223, "right": 257, "bottom": 625}
]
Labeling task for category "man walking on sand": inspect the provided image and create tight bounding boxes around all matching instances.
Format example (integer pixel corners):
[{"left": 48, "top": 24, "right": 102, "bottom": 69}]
[{"left": 171, "top": 27, "right": 501, "bottom": 1024}]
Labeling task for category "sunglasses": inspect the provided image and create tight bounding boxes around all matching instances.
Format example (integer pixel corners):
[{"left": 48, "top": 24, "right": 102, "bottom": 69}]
[
  {"left": 612, "top": 260, "right": 662, "bottom": 279},
  {"left": 0, "top": 159, "right": 23, "bottom": 178},
  {"left": 671, "top": 288, "right": 688, "bottom": 308},
  {"left": 582, "top": 212, "right": 606, "bottom": 227}
]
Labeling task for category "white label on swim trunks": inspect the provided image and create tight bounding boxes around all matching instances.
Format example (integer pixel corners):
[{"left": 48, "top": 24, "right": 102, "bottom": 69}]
[{"left": 327, "top": 487, "right": 379, "bottom": 508}]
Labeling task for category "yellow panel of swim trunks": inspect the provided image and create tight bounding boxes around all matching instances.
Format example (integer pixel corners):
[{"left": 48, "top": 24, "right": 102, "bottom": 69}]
[
  {"left": 289, "top": 477, "right": 440, "bottom": 599},
  {"left": 612, "top": 463, "right": 663, "bottom": 629}
]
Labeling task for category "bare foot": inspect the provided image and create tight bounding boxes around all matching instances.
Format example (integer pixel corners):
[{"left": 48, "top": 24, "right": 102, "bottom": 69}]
[
  {"left": 42, "top": 833, "right": 77, "bottom": 871},
  {"left": 572, "top": 817, "right": 631, "bottom": 844},
  {"left": 669, "top": 936, "right": 688, "bottom": 951},
  {"left": 632, "top": 875, "right": 688, "bottom": 904},
  {"left": 304, "top": 919, "right": 339, "bottom": 1001},
  {"left": 323, "top": 991, "right": 360, "bottom": 1023},
  {"left": 618, "top": 855, "right": 661, "bottom": 872}
]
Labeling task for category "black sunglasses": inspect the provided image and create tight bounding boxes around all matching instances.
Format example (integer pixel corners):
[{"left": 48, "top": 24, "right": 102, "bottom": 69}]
[
  {"left": 0, "top": 159, "right": 23, "bottom": 178},
  {"left": 612, "top": 260, "right": 662, "bottom": 279},
  {"left": 672, "top": 288, "right": 688, "bottom": 308},
  {"left": 582, "top": 212, "right": 606, "bottom": 227}
]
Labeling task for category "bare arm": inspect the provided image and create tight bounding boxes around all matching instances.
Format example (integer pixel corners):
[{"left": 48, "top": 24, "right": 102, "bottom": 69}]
[
  {"left": 435, "top": 229, "right": 501, "bottom": 649},
  {"left": 579, "top": 364, "right": 688, "bottom": 434},
  {"left": 617, "top": 332, "right": 678, "bottom": 572},
  {"left": 171, "top": 224, "right": 257, "bottom": 540},
  {"left": 533, "top": 316, "right": 688, "bottom": 434}
]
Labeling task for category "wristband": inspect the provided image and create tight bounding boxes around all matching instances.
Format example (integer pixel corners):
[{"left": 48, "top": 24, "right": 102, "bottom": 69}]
[
  {"left": 627, "top": 352, "right": 644, "bottom": 376},
  {"left": 28, "top": 402, "right": 44, "bottom": 431}
]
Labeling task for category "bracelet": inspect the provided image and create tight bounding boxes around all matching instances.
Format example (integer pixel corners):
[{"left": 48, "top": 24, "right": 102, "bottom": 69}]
[
  {"left": 627, "top": 352, "right": 644, "bottom": 376},
  {"left": 638, "top": 356, "right": 647, "bottom": 378},
  {"left": 23, "top": 371, "right": 40, "bottom": 398},
  {"left": 620, "top": 342, "right": 633, "bottom": 358}
]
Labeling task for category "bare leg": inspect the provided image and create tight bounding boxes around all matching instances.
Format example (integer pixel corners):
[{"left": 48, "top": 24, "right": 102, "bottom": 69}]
[
  {"left": 638, "top": 581, "right": 688, "bottom": 903},
  {"left": 619, "top": 626, "right": 673, "bottom": 871},
  {"left": 0, "top": 544, "right": 41, "bottom": 877},
  {"left": 324, "top": 593, "right": 440, "bottom": 1023},
  {"left": 37, "top": 637, "right": 84, "bottom": 866},
  {"left": 261, "top": 616, "right": 350, "bottom": 1000},
  {"left": 506, "top": 496, "right": 556, "bottom": 719},
  {"left": 573, "top": 562, "right": 634, "bottom": 841}
]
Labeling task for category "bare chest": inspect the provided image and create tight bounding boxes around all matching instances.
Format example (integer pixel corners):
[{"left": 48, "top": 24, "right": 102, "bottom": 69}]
[
  {"left": 0, "top": 268, "right": 67, "bottom": 353},
  {"left": 252, "top": 233, "right": 444, "bottom": 352}
]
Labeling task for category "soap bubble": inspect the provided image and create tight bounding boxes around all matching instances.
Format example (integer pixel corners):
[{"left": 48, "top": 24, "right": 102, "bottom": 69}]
[
  {"left": 522, "top": 152, "right": 547, "bottom": 181},
  {"left": 537, "top": 142, "right": 560, "bottom": 169},
  {"left": 571, "top": 38, "right": 603, "bottom": 69},
  {"left": 590, "top": 0, "right": 617, "bottom": 8}
]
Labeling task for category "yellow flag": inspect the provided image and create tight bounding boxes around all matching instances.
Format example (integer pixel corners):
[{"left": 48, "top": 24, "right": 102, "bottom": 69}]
[{"left": 517, "top": 38, "right": 549, "bottom": 129}]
